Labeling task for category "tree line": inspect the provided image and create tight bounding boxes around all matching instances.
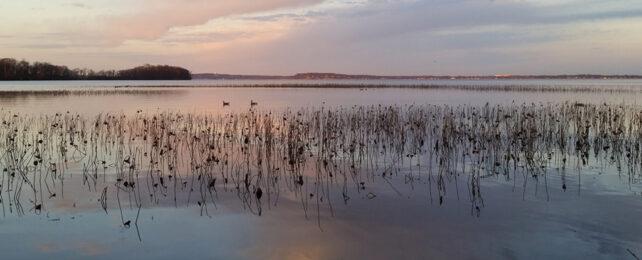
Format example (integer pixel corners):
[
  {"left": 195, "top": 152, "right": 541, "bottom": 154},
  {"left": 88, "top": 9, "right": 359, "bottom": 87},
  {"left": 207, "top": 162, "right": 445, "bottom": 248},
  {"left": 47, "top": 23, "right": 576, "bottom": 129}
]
[{"left": 0, "top": 58, "right": 191, "bottom": 80}]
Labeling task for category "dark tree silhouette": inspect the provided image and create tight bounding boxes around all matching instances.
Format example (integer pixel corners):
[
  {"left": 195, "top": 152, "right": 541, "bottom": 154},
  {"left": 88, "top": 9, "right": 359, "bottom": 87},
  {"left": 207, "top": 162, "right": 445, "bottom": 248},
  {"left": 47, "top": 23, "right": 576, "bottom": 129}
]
[
  {"left": 0, "top": 58, "right": 191, "bottom": 80},
  {"left": 118, "top": 64, "right": 191, "bottom": 80}
]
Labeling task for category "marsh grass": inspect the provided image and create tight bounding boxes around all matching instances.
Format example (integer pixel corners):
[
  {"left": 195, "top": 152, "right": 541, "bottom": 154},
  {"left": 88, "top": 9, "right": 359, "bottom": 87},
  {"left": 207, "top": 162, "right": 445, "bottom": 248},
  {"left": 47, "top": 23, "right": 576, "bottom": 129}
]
[
  {"left": 118, "top": 83, "right": 642, "bottom": 93},
  {"left": 1, "top": 102, "right": 641, "bottom": 226},
  {"left": 0, "top": 88, "right": 186, "bottom": 98}
]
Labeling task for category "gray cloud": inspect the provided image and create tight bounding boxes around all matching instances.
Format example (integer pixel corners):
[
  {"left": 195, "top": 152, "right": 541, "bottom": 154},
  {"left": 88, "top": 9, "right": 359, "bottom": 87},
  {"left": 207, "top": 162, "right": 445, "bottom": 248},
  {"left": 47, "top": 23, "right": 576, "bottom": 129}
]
[
  {"left": 216, "top": 0, "right": 642, "bottom": 75},
  {"left": 240, "top": 10, "right": 325, "bottom": 22},
  {"left": 312, "top": 0, "right": 642, "bottom": 43},
  {"left": 6, "top": 0, "right": 642, "bottom": 74}
]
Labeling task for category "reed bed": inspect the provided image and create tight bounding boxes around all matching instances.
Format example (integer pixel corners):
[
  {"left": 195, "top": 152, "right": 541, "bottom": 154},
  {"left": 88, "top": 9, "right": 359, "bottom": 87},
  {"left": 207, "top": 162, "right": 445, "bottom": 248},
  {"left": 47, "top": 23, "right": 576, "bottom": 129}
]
[
  {"left": 0, "top": 88, "right": 185, "bottom": 98},
  {"left": 0, "top": 102, "right": 641, "bottom": 224},
  {"left": 117, "top": 83, "right": 642, "bottom": 93}
]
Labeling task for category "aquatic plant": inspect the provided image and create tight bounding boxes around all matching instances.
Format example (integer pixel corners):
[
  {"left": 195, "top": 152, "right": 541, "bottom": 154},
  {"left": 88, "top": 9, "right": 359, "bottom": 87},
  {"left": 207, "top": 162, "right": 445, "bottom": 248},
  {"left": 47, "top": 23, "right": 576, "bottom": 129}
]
[{"left": 1, "top": 102, "right": 641, "bottom": 222}]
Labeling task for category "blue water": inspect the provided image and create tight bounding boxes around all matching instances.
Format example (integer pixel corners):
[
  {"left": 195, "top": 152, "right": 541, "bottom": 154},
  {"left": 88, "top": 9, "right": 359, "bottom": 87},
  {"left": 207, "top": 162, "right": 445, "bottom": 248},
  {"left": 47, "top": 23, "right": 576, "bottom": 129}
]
[{"left": 0, "top": 79, "right": 641, "bottom": 259}]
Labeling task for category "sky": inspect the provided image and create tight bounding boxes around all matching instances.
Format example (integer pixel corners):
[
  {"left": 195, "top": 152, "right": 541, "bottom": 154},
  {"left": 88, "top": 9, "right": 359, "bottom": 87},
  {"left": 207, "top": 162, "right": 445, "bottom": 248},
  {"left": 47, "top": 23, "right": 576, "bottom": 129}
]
[{"left": 1, "top": 0, "right": 642, "bottom": 75}]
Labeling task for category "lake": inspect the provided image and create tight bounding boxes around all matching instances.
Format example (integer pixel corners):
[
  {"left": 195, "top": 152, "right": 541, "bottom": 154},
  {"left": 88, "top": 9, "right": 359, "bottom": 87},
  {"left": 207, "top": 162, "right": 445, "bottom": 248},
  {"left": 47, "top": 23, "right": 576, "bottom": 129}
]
[
  {"left": 0, "top": 79, "right": 641, "bottom": 260},
  {"left": 1, "top": 79, "right": 642, "bottom": 115}
]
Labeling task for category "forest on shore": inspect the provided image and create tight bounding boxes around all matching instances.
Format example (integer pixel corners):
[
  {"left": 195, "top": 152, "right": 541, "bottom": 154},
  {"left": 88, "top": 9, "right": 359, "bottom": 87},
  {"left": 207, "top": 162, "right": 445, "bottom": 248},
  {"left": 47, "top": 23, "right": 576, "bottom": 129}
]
[{"left": 0, "top": 58, "right": 191, "bottom": 80}]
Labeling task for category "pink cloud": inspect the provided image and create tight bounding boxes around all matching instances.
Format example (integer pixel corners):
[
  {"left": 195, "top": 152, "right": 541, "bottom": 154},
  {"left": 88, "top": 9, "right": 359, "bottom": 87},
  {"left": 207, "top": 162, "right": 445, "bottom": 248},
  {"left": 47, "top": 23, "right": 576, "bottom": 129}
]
[{"left": 103, "top": 0, "right": 322, "bottom": 43}]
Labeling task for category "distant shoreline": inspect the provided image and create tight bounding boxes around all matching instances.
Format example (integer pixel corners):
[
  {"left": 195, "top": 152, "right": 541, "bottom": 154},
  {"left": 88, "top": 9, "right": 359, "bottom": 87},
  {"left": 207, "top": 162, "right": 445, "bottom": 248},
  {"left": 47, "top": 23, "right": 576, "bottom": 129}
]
[
  {"left": 0, "top": 58, "right": 191, "bottom": 81},
  {"left": 107, "top": 83, "right": 642, "bottom": 93},
  {"left": 3, "top": 58, "right": 641, "bottom": 81},
  {"left": 192, "top": 72, "right": 642, "bottom": 80}
]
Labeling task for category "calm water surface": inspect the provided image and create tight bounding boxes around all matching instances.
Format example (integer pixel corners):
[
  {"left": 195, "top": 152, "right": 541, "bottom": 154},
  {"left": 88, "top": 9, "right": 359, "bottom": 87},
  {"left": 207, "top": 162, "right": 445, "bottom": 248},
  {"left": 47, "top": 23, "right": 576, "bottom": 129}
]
[
  {"left": 0, "top": 79, "right": 642, "bottom": 114},
  {"left": 0, "top": 79, "right": 641, "bottom": 260}
]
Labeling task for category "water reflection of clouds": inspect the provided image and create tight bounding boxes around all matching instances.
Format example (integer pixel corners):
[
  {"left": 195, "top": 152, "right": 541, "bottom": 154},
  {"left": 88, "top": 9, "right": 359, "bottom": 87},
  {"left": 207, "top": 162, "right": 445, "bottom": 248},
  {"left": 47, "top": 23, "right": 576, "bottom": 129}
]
[
  {"left": 3, "top": 181, "right": 641, "bottom": 259},
  {"left": 0, "top": 84, "right": 642, "bottom": 259},
  {"left": 36, "top": 241, "right": 108, "bottom": 257},
  {"left": 2, "top": 84, "right": 642, "bottom": 116}
]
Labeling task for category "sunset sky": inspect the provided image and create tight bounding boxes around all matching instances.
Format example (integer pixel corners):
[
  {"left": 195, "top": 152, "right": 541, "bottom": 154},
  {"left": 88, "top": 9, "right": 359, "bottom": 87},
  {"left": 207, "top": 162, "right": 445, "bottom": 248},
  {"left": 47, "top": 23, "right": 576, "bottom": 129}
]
[{"left": 1, "top": 0, "right": 642, "bottom": 75}]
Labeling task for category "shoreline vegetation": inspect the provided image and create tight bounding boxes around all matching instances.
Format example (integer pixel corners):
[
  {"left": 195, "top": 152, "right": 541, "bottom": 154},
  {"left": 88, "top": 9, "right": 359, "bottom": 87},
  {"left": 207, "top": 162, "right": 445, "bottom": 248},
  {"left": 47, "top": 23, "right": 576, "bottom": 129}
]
[
  {"left": 0, "top": 88, "right": 185, "bottom": 97},
  {"left": 1, "top": 103, "right": 641, "bottom": 220},
  {"left": 193, "top": 72, "right": 642, "bottom": 80},
  {"left": 112, "top": 83, "right": 642, "bottom": 93},
  {"left": 2, "top": 58, "right": 641, "bottom": 82},
  {"left": 0, "top": 58, "right": 191, "bottom": 80}
]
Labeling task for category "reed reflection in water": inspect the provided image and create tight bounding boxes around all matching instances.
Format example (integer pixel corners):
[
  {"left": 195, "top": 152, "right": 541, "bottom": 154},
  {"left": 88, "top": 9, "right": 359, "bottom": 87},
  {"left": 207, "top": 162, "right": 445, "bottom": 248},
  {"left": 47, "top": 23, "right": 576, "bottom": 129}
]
[
  {"left": 2, "top": 102, "right": 641, "bottom": 223},
  {"left": 0, "top": 84, "right": 641, "bottom": 258}
]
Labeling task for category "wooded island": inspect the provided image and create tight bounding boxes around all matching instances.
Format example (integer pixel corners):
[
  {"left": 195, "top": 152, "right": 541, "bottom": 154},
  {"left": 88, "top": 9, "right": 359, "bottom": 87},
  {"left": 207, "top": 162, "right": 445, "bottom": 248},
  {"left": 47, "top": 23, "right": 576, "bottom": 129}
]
[{"left": 0, "top": 58, "right": 191, "bottom": 80}]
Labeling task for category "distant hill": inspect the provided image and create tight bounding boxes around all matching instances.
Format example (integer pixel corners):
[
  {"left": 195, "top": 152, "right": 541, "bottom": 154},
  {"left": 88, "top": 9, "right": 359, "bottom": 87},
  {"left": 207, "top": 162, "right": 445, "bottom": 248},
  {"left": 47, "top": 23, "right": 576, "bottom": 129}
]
[
  {"left": 193, "top": 72, "right": 642, "bottom": 80},
  {"left": 0, "top": 58, "right": 191, "bottom": 80}
]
